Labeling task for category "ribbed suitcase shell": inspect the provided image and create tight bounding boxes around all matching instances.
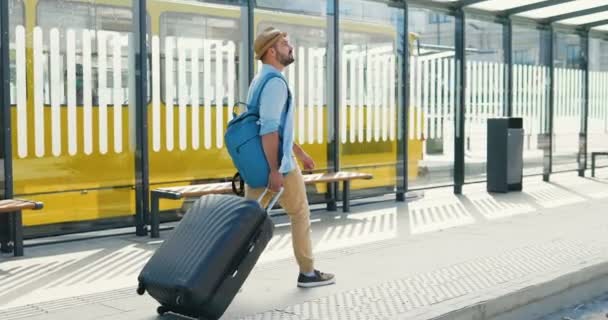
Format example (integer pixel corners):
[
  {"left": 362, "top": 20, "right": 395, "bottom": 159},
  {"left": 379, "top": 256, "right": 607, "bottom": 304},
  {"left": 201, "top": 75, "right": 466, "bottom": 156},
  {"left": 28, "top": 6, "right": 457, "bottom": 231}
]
[{"left": 137, "top": 194, "right": 274, "bottom": 320}]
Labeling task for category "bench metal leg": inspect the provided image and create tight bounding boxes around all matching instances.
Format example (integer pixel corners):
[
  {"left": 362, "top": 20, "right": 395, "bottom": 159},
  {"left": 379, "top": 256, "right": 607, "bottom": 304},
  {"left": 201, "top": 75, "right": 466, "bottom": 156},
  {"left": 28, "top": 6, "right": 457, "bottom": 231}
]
[
  {"left": 0, "top": 213, "right": 10, "bottom": 253},
  {"left": 13, "top": 211, "right": 23, "bottom": 257},
  {"left": 150, "top": 192, "right": 161, "bottom": 238},
  {"left": 592, "top": 154, "right": 596, "bottom": 177},
  {"left": 342, "top": 181, "right": 350, "bottom": 213},
  {"left": 396, "top": 192, "right": 405, "bottom": 202},
  {"left": 135, "top": 202, "right": 148, "bottom": 237},
  {"left": 135, "top": 186, "right": 148, "bottom": 237},
  {"left": 326, "top": 183, "right": 337, "bottom": 211}
]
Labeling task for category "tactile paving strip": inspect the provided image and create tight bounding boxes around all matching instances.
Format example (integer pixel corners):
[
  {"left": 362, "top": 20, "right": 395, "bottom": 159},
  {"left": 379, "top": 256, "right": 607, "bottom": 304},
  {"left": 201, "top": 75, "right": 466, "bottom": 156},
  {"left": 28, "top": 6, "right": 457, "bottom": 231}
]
[
  {"left": 231, "top": 239, "right": 603, "bottom": 320},
  {"left": 0, "top": 287, "right": 134, "bottom": 319}
]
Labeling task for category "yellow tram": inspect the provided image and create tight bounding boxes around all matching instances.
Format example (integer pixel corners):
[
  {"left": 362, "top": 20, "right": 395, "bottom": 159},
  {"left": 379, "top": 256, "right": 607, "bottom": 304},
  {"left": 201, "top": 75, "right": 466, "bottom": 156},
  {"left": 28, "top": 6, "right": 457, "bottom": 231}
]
[{"left": 7, "top": 0, "right": 423, "bottom": 230}]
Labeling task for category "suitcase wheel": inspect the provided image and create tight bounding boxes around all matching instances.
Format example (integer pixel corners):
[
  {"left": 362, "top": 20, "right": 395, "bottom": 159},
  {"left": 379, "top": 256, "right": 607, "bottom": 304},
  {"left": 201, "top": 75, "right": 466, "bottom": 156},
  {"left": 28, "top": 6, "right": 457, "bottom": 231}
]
[
  {"left": 157, "top": 306, "right": 169, "bottom": 316},
  {"left": 136, "top": 284, "right": 145, "bottom": 296}
]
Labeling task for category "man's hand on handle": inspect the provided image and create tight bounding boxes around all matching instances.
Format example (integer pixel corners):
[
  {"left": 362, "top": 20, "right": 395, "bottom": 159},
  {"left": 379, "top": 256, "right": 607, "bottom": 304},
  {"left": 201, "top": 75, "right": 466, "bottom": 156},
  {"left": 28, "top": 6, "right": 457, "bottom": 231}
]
[{"left": 268, "top": 169, "right": 284, "bottom": 192}]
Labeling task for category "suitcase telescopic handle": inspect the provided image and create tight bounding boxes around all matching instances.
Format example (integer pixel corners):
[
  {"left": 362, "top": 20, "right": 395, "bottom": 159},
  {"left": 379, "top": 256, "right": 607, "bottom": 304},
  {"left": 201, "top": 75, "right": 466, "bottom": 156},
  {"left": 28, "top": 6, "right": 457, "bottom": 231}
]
[
  {"left": 229, "top": 188, "right": 283, "bottom": 280},
  {"left": 256, "top": 187, "right": 284, "bottom": 214}
]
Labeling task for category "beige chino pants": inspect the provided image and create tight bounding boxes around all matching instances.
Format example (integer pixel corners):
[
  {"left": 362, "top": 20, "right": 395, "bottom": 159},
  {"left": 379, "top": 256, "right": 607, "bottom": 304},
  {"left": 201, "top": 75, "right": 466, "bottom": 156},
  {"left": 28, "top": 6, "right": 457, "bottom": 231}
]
[{"left": 244, "top": 165, "right": 314, "bottom": 274}]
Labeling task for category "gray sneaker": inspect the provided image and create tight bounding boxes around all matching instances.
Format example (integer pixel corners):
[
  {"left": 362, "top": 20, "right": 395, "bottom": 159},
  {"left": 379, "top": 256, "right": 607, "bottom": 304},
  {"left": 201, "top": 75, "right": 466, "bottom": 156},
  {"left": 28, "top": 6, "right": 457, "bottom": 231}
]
[{"left": 297, "top": 270, "right": 335, "bottom": 288}]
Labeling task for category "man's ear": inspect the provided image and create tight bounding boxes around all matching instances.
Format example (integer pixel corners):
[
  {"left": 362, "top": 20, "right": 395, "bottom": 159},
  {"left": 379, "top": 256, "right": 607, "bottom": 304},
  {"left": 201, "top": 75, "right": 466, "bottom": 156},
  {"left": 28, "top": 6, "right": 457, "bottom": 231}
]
[{"left": 267, "top": 46, "right": 276, "bottom": 57}]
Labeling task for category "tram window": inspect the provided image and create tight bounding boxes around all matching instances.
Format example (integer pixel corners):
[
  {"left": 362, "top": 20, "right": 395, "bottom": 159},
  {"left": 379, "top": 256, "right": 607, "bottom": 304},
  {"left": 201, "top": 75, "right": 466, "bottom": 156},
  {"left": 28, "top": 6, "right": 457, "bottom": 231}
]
[
  {"left": 340, "top": 0, "right": 400, "bottom": 104},
  {"left": 160, "top": 12, "right": 241, "bottom": 107},
  {"left": 36, "top": 0, "right": 135, "bottom": 106},
  {"left": 9, "top": 0, "right": 25, "bottom": 106},
  {"left": 342, "top": 30, "right": 395, "bottom": 105},
  {"left": 256, "top": 0, "right": 327, "bottom": 16}
]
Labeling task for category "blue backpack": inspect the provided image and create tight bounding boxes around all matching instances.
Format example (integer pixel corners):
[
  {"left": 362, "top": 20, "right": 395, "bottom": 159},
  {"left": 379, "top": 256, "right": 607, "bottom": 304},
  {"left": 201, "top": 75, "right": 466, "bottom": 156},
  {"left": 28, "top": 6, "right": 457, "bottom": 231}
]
[{"left": 224, "top": 73, "right": 290, "bottom": 191}]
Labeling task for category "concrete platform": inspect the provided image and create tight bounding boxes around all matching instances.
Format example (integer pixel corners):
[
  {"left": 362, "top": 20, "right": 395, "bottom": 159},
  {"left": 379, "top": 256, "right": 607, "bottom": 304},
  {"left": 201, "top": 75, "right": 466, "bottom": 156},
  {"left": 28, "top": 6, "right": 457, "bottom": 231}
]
[{"left": 1, "top": 168, "right": 608, "bottom": 320}]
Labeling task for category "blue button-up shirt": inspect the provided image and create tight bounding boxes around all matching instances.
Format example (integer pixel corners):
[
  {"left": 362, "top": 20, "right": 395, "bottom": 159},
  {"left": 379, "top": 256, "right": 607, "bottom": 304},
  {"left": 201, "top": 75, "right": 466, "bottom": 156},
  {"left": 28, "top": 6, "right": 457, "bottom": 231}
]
[{"left": 246, "top": 64, "right": 295, "bottom": 174}]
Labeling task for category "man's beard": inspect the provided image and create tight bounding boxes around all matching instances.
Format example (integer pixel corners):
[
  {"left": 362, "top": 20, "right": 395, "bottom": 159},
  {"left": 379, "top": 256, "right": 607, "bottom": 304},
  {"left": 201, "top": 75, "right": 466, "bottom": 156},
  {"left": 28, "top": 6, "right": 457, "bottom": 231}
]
[{"left": 278, "top": 51, "right": 295, "bottom": 67}]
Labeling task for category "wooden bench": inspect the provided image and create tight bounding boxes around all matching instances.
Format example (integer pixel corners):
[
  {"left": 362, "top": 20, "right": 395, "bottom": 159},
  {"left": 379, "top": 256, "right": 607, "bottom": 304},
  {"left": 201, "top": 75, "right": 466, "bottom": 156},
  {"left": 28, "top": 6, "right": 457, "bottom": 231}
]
[
  {"left": 0, "top": 199, "right": 44, "bottom": 256},
  {"left": 149, "top": 171, "right": 372, "bottom": 238},
  {"left": 591, "top": 152, "right": 608, "bottom": 177}
]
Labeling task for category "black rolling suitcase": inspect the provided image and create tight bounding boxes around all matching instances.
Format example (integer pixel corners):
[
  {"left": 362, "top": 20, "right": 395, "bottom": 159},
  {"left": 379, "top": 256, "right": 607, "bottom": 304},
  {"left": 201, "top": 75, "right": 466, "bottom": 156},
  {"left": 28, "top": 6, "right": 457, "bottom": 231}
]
[{"left": 136, "top": 189, "right": 282, "bottom": 320}]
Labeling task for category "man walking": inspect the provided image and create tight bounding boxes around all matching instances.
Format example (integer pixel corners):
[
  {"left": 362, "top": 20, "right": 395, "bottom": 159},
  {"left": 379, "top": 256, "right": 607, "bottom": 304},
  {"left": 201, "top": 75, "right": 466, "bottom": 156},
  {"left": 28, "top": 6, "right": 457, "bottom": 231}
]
[{"left": 244, "top": 27, "right": 335, "bottom": 288}]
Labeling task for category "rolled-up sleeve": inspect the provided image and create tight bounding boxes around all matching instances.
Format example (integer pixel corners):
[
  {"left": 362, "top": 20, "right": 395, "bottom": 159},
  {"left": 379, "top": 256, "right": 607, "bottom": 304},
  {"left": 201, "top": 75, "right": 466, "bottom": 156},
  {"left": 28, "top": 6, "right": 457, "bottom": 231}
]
[{"left": 259, "top": 78, "right": 288, "bottom": 136}]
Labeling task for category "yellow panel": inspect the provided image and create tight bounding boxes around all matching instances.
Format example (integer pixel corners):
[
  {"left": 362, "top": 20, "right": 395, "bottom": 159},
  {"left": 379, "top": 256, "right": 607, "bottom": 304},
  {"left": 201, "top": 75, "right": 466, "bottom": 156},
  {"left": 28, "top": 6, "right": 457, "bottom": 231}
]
[
  {"left": 22, "top": 187, "right": 135, "bottom": 226},
  {"left": 11, "top": 108, "right": 136, "bottom": 194}
]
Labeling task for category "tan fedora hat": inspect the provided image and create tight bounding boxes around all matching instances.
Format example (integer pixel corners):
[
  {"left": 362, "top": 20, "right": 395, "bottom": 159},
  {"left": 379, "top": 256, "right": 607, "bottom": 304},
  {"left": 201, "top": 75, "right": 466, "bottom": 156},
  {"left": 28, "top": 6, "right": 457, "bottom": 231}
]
[{"left": 254, "top": 26, "right": 287, "bottom": 60}]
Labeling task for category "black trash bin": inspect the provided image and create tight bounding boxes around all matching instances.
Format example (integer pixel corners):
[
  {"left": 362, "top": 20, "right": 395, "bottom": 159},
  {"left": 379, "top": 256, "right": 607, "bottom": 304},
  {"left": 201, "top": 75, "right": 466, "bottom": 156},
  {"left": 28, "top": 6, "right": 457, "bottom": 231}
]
[{"left": 487, "top": 118, "right": 524, "bottom": 193}]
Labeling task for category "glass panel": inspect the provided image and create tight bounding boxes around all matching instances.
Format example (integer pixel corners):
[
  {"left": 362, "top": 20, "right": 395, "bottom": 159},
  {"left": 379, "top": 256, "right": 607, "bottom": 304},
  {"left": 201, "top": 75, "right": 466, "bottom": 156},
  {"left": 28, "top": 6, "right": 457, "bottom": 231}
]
[
  {"left": 12, "top": 0, "right": 138, "bottom": 231},
  {"left": 160, "top": 13, "right": 241, "bottom": 106},
  {"left": 36, "top": 3, "right": 133, "bottom": 106},
  {"left": 8, "top": 0, "right": 23, "bottom": 106},
  {"left": 150, "top": 0, "right": 247, "bottom": 216},
  {"left": 339, "top": 0, "right": 405, "bottom": 193},
  {"left": 512, "top": 24, "right": 550, "bottom": 175},
  {"left": 588, "top": 37, "right": 608, "bottom": 168},
  {"left": 465, "top": 16, "right": 505, "bottom": 182},
  {"left": 553, "top": 32, "right": 584, "bottom": 172},
  {"left": 254, "top": 1, "right": 330, "bottom": 200},
  {"left": 408, "top": 7, "right": 456, "bottom": 188}
]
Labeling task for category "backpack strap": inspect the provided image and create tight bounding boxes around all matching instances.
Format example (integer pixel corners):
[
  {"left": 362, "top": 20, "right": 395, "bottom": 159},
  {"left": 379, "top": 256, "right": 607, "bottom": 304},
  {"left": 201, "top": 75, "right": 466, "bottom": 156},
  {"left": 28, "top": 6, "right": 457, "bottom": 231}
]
[
  {"left": 234, "top": 73, "right": 289, "bottom": 118},
  {"left": 231, "top": 172, "right": 244, "bottom": 196}
]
